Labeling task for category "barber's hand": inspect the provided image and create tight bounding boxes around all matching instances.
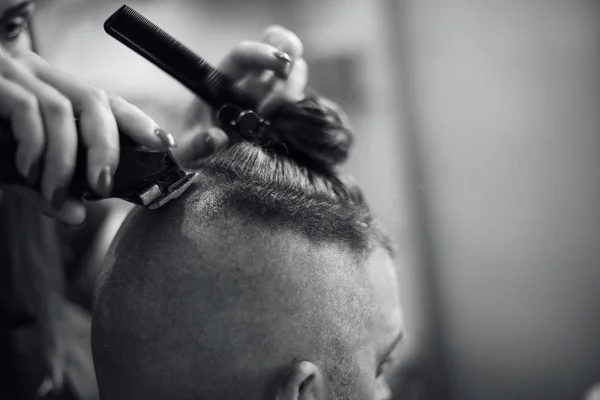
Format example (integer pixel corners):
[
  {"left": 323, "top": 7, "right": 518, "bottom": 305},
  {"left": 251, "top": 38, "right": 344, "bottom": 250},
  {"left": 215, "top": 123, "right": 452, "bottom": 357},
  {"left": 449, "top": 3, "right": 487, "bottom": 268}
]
[
  {"left": 0, "top": 49, "right": 182, "bottom": 226},
  {"left": 174, "top": 25, "right": 308, "bottom": 165}
]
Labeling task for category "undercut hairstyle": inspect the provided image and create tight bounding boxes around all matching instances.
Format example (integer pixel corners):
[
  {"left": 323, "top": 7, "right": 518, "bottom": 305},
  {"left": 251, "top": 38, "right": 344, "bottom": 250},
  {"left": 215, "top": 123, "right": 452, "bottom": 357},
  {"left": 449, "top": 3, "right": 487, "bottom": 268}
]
[
  {"left": 198, "top": 92, "right": 393, "bottom": 258},
  {"left": 92, "top": 92, "right": 395, "bottom": 400}
]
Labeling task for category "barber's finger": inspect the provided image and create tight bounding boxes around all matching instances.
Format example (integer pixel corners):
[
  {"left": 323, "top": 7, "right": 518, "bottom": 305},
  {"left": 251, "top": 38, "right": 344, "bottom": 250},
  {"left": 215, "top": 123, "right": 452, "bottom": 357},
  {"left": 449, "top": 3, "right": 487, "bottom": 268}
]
[
  {"left": 172, "top": 127, "right": 228, "bottom": 166},
  {"left": 0, "top": 77, "right": 45, "bottom": 182},
  {"left": 39, "top": 73, "right": 118, "bottom": 198},
  {"left": 54, "top": 200, "right": 87, "bottom": 226},
  {"left": 261, "top": 25, "right": 304, "bottom": 62},
  {"left": 19, "top": 52, "right": 175, "bottom": 197},
  {"left": 19, "top": 52, "right": 173, "bottom": 150},
  {"left": 218, "top": 41, "right": 292, "bottom": 80},
  {"left": 18, "top": 52, "right": 118, "bottom": 198},
  {"left": 0, "top": 54, "right": 78, "bottom": 209},
  {"left": 108, "top": 94, "right": 176, "bottom": 150},
  {"left": 235, "top": 69, "right": 279, "bottom": 103},
  {"left": 258, "top": 57, "right": 308, "bottom": 116}
]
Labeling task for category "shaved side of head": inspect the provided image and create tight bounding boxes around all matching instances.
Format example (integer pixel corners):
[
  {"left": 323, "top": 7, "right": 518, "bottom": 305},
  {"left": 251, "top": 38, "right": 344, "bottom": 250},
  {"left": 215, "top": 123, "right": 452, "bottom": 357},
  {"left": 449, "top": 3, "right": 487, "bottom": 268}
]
[
  {"left": 92, "top": 104, "right": 400, "bottom": 399},
  {"left": 92, "top": 174, "right": 381, "bottom": 400}
]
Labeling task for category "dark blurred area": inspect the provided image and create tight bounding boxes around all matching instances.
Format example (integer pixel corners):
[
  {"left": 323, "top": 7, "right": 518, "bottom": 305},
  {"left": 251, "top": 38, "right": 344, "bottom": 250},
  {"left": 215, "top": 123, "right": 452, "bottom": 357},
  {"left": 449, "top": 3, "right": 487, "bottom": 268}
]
[{"left": 29, "top": 0, "right": 600, "bottom": 399}]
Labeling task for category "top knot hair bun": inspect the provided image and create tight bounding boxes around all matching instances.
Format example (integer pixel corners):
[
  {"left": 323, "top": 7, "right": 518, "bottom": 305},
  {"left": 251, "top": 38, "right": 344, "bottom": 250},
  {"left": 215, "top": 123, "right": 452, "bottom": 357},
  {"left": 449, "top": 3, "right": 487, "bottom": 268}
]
[{"left": 259, "top": 92, "right": 354, "bottom": 174}]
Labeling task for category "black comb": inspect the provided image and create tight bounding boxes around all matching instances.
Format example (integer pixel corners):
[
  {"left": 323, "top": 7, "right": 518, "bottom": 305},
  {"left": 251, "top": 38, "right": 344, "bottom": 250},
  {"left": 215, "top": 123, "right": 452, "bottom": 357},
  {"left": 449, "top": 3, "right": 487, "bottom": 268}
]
[{"left": 104, "top": 5, "right": 256, "bottom": 111}]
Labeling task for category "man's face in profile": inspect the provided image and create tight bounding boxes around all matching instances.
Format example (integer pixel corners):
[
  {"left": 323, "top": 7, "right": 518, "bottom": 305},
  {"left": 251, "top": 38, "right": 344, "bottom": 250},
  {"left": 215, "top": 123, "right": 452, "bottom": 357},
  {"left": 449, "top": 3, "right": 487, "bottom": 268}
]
[{"left": 341, "top": 248, "right": 404, "bottom": 400}]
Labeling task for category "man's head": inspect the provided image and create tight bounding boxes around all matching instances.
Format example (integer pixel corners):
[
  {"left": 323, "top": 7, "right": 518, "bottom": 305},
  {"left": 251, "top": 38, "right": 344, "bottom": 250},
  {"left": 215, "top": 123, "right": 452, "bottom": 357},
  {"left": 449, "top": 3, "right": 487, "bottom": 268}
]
[{"left": 92, "top": 97, "right": 404, "bottom": 400}]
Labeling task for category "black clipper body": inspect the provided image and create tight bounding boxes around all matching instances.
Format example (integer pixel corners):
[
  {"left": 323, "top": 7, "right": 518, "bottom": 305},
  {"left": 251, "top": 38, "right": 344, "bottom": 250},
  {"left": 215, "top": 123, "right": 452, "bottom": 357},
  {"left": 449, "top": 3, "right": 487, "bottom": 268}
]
[{"left": 0, "top": 130, "right": 196, "bottom": 209}]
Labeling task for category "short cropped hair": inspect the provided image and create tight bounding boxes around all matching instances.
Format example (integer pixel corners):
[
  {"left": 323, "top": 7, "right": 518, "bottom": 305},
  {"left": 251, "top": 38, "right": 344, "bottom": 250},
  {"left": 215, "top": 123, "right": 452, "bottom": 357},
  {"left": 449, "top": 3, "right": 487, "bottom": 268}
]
[{"left": 195, "top": 92, "right": 393, "bottom": 258}]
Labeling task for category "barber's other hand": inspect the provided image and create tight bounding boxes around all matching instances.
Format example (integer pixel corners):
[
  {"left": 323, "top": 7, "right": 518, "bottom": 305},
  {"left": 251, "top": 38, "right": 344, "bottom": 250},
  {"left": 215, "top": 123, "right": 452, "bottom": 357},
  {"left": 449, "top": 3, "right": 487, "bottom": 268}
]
[
  {"left": 0, "top": 49, "right": 180, "bottom": 226},
  {"left": 175, "top": 25, "right": 308, "bottom": 165}
]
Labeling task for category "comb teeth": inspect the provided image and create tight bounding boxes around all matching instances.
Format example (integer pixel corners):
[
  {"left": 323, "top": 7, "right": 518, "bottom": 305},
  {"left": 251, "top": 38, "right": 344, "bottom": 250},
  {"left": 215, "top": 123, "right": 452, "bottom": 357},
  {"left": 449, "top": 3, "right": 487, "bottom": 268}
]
[{"left": 104, "top": 5, "right": 255, "bottom": 110}]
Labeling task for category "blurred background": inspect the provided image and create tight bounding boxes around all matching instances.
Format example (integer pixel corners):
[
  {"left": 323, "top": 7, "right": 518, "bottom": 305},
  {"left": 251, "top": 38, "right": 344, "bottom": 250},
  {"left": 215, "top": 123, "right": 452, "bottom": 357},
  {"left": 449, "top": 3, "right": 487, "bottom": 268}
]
[{"left": 32, "top": 0, "right": 600, "bottom": 399}]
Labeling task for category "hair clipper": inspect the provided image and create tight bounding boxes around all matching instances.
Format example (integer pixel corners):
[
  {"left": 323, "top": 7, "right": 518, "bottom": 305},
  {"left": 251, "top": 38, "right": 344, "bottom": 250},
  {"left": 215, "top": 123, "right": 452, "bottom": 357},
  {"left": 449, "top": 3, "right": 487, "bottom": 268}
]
[{"left": 0, "top": 4, "right": 271, "bottom": 209}]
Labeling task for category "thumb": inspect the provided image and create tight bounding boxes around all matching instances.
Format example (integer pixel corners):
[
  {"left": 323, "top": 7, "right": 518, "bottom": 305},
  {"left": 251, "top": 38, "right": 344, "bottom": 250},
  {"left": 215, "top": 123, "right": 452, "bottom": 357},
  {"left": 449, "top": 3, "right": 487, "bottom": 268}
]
[
  {"left": 258, "top": 57, "right": 308, "bottom": 116},
  {"left": 171, "top": 127, "right": 229, "bottom": 167}
]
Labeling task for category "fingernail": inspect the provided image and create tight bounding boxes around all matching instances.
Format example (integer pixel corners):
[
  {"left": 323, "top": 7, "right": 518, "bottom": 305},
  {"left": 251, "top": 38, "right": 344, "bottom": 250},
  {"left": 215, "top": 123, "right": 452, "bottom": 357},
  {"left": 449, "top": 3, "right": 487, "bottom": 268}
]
[
  {"left": 273, "top": 51, "right": 292, "bottom": 79},
  {"left": 51, "top": 186, "right": 67, "bottom": 210},
  {"left": 273, "top": 50, "right": 292, "bottom": 64},
  {"left": 97, "top": 166, "right": 113, "bottom": 197},
  {"left": 155, "top": 128, "right": 177, "bottom": 148},
  {"left": 27, "top": 158, "right": 42, "bottom": 187}
]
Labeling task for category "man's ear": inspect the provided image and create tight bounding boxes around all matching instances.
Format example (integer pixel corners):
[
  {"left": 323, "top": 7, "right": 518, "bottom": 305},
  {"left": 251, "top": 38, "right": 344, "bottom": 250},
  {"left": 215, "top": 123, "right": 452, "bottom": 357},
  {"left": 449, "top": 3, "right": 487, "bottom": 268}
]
[{"left": 275, "top": 360, "right": 327, "bottom": 400}]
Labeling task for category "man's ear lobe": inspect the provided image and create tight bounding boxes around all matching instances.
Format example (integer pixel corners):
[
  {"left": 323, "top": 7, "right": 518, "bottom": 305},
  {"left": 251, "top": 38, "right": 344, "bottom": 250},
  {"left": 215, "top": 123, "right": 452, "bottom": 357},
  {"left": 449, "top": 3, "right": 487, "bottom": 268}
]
[{"left": 275, "top": 360, "right": 326, "bottom": 400}]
